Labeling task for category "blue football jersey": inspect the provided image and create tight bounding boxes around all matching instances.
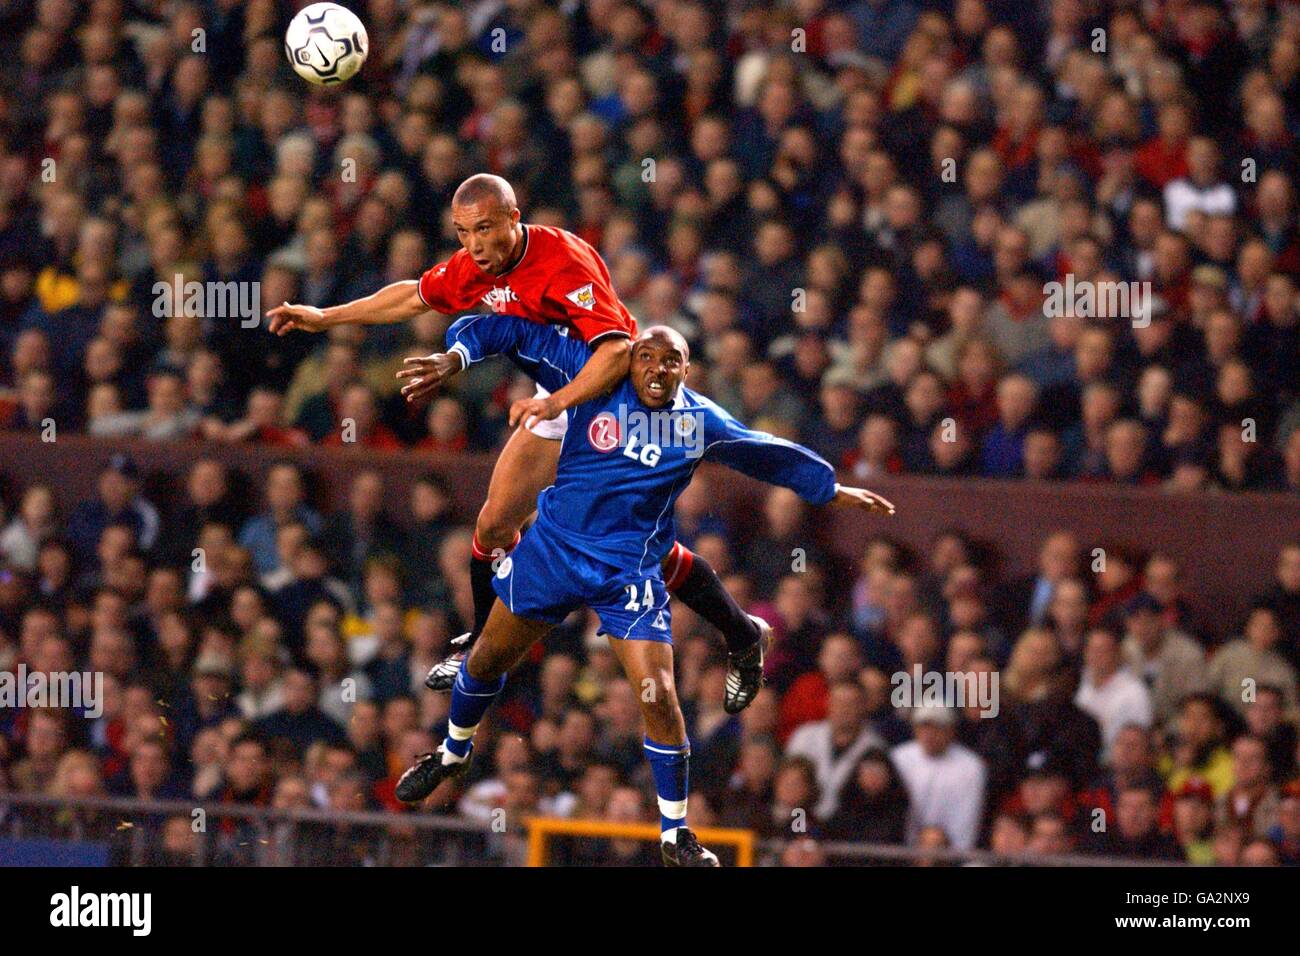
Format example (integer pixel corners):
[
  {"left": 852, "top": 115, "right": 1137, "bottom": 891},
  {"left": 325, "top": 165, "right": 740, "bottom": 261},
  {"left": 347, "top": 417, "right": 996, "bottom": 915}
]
[{"left": 447, "top": 314, "right": 838, "bottom": 575}]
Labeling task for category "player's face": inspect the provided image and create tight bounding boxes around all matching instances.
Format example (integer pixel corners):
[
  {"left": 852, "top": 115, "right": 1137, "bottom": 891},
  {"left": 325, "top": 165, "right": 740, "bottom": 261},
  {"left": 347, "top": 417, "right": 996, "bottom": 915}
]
[
  {"left": 631, "top": 334, "right": 689, "bottom": 408},
  {"left": 451, "top": 199, "right": 522, "bottom": 275}
]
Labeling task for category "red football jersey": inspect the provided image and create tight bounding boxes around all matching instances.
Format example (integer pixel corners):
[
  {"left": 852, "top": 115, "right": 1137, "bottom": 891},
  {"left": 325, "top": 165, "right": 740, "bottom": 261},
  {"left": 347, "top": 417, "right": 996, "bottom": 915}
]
[{"left": 416, "top": 224, "right": 637, "bottom": 344}]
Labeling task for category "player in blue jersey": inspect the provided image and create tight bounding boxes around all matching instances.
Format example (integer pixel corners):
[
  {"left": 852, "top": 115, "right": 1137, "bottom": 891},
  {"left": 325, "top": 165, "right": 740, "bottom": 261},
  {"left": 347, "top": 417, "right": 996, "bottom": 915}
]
[{"left": 393, "top": 315, "right": 895, "bottom": 865}]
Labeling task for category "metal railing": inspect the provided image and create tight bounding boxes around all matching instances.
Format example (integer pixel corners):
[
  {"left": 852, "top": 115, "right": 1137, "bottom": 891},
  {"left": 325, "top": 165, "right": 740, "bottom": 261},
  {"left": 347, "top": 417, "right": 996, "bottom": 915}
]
[
  {"left": 523, "top": 817, "right": 756, "bottom": 866},
  {"left": 0, "top": 793, "right": 511, "bottom": 866},
  {"left": 754, "top": 837, "right": 1186, "bottom": 867},
  {"left": 0, "top": 793, "right": 1183, "bottom": 867}
]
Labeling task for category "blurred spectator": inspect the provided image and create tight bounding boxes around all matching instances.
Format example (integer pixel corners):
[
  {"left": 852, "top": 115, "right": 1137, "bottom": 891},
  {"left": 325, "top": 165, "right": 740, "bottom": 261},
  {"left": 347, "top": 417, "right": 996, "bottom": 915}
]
[
  {"left": 1121, "top": 594, "right": 1209, "bottom": 730},
  {"left": 1207, "top": 604, "right": 1298, "bottom": 717},
  {"left": 1075, "top": 626, "right": 1154, "bottom": 754},
  {"left": 786, "top": 681, "right": 883, "bottom": 821},
  {"left": 891, "top": 705, "right": 986, "bottom": 851},
  {"left": 238, "top": 463, "right": 323, "bottom": 577}
]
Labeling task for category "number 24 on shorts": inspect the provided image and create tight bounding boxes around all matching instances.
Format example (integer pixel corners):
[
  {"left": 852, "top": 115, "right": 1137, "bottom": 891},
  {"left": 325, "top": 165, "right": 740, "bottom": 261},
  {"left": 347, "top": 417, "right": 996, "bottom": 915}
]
[{"left": 623, "top": 580, "right": 655, "bottom": 610}]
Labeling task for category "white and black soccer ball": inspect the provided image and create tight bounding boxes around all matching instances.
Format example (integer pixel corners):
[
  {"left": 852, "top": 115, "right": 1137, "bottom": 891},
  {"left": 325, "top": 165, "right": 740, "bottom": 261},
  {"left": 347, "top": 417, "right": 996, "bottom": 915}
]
[{"left": 284, "top": 2, "right": 369, "bottom": 86}]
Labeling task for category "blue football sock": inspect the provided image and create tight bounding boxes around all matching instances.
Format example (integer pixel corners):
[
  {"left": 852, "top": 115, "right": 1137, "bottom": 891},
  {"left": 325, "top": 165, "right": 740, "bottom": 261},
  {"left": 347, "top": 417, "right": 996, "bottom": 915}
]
[
  {"left": 643, "top": 736, "right": 690, "bottom": 842},
  {"left": 444, "top": 660, "right": 506, "bottom": 761}
]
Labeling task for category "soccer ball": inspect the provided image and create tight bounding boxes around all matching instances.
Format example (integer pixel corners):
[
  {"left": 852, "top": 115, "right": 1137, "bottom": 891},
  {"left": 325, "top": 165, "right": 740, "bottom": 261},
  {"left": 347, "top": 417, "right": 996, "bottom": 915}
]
[{"left": 284, "top": 3, "right": 369, "bottom": 86}]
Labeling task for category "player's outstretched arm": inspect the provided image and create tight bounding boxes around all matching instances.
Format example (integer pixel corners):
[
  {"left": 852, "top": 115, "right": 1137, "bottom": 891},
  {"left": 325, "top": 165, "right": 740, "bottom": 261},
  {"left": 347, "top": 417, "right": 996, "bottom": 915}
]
[
  {"left": 266, "top": 279, "right": 427, "bottom": 335},
  {"left": 398, "top": 313, "right": 591, "bottom": 406},
  {"left": 701, "top": 402, "right": 895, "bottom": 516},
  {"left": 829, "top": 485, "right": 897, "bottom": 515},
  {"left": 508, "top": 336, "right": 631, "bottom": 429}
]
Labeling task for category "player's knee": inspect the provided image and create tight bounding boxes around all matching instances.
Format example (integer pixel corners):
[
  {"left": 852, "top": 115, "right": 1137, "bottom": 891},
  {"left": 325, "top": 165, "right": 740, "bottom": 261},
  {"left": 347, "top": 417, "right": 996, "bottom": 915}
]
[
  {"left": 465, "top": 641, "right": 507, "bottom": 683},
  {"left": 475, "top": 503, "right": 521, "bottom": 552}
]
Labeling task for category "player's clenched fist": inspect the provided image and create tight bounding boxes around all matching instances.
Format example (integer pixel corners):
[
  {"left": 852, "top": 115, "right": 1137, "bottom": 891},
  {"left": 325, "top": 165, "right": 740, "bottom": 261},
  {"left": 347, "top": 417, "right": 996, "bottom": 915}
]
[
  {"left": 266, "top": 302, "right": 330, "bottom": 335},
  {"left": 397, "top": 351, "right": 465, "bottom": 402},
  {"left": 508, "top": 394, "right": 562, "bottom": 430},
  {"left": 831, "top": 486, "right": 897, "bottom": 515}
]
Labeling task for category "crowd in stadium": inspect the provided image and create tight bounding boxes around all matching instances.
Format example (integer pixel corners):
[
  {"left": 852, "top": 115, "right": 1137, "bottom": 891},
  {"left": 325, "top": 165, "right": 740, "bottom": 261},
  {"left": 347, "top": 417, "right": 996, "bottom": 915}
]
[{"left": 1, "top": 0, "right": 1300, "bottom": 864}]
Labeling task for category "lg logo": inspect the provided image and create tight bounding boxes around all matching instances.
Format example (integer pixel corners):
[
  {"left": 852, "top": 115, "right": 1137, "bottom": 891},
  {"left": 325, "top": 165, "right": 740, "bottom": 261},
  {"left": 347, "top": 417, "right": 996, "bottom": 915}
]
[
  {"left": 588, "top": 412, "right": 661, "bottom": 466},
  {"left": 622, "top": 435, "right": 661, "bottom": 466}
]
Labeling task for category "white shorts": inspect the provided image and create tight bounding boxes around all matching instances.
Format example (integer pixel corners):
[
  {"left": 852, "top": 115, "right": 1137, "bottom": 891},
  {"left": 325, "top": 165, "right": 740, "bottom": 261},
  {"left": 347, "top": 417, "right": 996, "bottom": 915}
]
[{"left": 525, "top": 384, "right": 568, "bottom": 440}]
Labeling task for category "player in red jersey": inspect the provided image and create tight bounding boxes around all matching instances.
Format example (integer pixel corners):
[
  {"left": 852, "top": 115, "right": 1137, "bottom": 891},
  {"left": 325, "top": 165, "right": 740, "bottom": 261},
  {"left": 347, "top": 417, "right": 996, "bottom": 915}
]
[{"left": 267, "top": 175, "right": 771, "bottom": 712}]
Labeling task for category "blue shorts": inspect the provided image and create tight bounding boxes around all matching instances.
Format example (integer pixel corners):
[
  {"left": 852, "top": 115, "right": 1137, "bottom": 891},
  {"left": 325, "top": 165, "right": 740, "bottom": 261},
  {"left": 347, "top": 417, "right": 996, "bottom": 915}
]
[{"left": 492, "top": 519, "right": 673, "bottom": 643}]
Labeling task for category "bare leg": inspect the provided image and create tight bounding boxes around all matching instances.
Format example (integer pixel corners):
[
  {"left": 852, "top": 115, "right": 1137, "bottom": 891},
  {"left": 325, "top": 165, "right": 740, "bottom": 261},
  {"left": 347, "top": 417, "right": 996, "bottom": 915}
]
[
  {"left": 462, "top": 427, "right": 560, "bottom": 645},
  {"left": 426, "top": 429, "right": 561, "bottom": 693},
  {"left": 466, "top": 599, "right": 552, "bottom": 682},
  {"left": 475, "top": 426, "right": 561, "bottom": 551},
  {"left": 606, "top": 637, "right": 686, "bottom": 745},
  {"left": 396, "top": 599, "right": 550, "bottom": 803},
  {"left": 605, "top": 636, "right": 717, "bottom": 864}
]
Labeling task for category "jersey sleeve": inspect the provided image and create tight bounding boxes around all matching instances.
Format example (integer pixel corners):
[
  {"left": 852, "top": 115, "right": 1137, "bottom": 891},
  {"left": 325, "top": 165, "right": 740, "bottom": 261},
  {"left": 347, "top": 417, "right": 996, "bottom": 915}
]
[
  {"left": 416, "top": 256, "right": 462, "bottom": 314},
  {"left": 445, "top": 313, "right": 589, "bottom": 394},
  {"left": 700, "top": 401, "right": 839, "bottom": 505},
  {"left": 542, "top": 259, "right": 636, "bottom": 345}
]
